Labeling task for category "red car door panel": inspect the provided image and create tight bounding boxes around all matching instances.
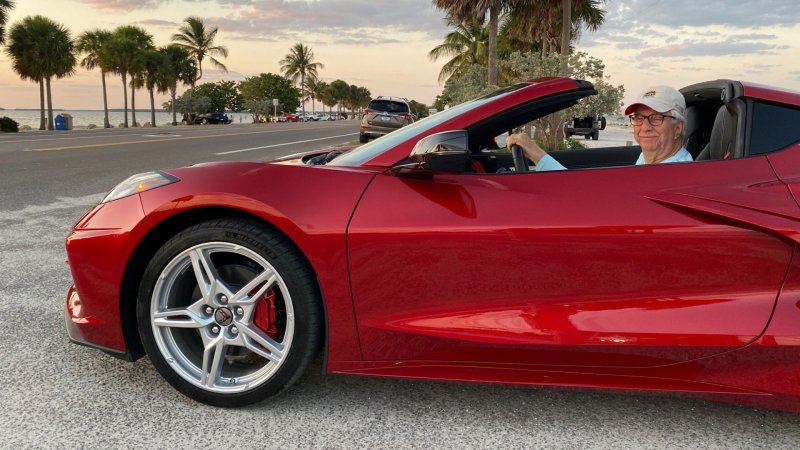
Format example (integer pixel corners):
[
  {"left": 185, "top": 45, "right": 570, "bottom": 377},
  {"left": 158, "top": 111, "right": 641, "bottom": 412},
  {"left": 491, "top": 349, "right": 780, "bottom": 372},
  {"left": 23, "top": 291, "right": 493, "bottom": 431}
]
[
  {"left": 348, "top": 156, "right": 794, "bottom": 367},
  {"left": 768, "top": 145, "right": 800, "bottom": 210}
]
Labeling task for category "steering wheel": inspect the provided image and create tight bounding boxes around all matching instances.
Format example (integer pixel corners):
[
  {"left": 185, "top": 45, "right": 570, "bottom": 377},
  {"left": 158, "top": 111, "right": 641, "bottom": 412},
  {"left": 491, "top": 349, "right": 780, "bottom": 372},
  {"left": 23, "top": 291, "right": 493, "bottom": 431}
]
[{"left": 511, "top": 144, "right": 529, "bottom": 173}]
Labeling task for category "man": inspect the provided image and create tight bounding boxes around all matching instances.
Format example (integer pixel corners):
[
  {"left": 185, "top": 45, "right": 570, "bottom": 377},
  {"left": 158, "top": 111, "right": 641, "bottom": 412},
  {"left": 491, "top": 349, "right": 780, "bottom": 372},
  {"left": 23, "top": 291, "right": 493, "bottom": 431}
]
[{"left": 506, "top": 85, "right": 692, "bottom": 171}]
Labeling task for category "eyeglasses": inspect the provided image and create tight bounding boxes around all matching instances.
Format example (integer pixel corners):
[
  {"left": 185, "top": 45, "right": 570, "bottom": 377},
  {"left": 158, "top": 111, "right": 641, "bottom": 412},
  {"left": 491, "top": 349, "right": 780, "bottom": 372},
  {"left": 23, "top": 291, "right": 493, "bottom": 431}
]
[{"left": 629, "top": 113, "right": 675, "bottom": 126}]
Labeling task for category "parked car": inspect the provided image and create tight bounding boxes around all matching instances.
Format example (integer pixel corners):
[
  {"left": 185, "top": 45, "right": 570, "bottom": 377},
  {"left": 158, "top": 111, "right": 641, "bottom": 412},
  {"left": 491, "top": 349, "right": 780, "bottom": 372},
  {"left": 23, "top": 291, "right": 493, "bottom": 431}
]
[
  {"left": 359, "top": 96, "right": 415, "bottom": 143},
  {"left": 277, "top": 113, "right": 301, "bottom": 123},
  {"left": 564, "top": 115, "right": 607, "bottom": 140},
  {"left": 192, "top": 112, "right": 228, "bottom": 125},
  {"left": 66, "top": 77, "right": 800, "bottom": 412}
]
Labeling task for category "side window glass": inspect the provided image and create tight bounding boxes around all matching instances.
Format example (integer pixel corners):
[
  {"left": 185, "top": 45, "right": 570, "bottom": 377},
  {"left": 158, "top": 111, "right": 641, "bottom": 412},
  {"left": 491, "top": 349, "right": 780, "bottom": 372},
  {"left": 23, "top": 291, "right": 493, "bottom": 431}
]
[{"left": 749, "top": 101, "right": 800, "bottom": 155}]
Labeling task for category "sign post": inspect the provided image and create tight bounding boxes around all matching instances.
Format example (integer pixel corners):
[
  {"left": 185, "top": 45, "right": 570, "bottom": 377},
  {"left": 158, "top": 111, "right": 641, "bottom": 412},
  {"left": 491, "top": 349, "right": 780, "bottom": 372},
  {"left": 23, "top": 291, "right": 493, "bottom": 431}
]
[{"left": 272, "top": 99, "right": 279, "bottom": 121}]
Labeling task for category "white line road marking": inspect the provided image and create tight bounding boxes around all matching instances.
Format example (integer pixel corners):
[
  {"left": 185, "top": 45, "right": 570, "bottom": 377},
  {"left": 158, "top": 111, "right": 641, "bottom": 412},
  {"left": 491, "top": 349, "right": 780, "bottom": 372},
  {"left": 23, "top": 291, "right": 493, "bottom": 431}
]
[{"left": 215, "top": 133, "right": 358, "bottom": 155}]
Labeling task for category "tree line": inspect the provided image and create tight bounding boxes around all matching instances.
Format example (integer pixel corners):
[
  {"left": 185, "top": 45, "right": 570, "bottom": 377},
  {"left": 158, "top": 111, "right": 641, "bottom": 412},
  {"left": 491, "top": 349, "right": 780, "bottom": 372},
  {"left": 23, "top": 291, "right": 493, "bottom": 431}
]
[
  {"left": 430, "top": 0, "right": 621, "bottom": 149},
  {"left": 0, "top": 5, "right": 376, "bottom": 129}
]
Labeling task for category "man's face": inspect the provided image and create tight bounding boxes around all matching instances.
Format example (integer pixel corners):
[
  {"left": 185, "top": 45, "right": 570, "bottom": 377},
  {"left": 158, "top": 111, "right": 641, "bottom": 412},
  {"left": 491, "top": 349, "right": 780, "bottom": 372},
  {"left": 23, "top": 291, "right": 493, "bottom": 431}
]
[{"left": 632, "top": 105, "right": 684, "bottom": 155}]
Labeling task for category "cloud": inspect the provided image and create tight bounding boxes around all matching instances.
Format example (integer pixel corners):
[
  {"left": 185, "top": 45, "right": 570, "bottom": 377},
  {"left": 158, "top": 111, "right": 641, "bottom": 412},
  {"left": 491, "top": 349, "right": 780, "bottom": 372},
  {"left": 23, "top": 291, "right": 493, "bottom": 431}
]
[
  {"left": 638, "top": 40, "right": 781, "bottom": 58},
  {"left": 77, "top": 0, "right": 168, "bottom": 11},
  {"left": 607, "top": 0, "right": 800, "bottom": 28},
  {"left": 208, "top": 0, "right": 449, "bottom": 42},
  {"left": 135, "top": 19, "right": 179, "bottom": 28}
]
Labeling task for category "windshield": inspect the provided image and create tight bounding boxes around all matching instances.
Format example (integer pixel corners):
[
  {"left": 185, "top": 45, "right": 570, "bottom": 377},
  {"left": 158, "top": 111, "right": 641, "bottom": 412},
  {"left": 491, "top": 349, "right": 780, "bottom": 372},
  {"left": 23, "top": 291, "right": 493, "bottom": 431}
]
[{"left": 330, "top": 83, "right": 531, "bottom": 166}]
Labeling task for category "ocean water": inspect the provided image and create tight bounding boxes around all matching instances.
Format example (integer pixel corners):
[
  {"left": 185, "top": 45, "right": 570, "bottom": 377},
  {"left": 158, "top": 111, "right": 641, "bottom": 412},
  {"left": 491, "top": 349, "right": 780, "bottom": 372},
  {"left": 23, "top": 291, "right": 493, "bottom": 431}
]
[{"left": 0, "top": 109, "right": 256, "bottom": 129}]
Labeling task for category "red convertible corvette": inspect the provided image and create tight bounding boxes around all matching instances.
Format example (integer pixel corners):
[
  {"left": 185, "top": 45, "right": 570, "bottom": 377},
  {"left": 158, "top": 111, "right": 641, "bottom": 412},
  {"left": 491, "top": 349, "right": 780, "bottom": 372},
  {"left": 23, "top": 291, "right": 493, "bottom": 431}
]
[{"left": 66, "top": 77, "right": 800, "bottom": 411}]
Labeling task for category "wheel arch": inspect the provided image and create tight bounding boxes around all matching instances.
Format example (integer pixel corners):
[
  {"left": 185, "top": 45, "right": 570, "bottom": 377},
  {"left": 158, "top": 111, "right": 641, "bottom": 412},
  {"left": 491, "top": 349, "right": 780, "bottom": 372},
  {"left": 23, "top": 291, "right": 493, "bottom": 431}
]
[{"left": 119, "top": 206, "right": 328, "bottom": 365}]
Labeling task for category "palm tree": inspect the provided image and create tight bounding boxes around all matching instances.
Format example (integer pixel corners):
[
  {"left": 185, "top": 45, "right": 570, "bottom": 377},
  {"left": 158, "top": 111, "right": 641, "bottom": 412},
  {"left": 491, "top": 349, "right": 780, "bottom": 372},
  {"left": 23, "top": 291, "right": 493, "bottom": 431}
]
[
  {"left": 158, "top": 45, "right": 197, "bottom": 125},
  {"left": 345, "top": 85, "right": 371, "bottom": 117},
  {"left": 171, "top": 16, "right": 228, "bottom": 85},
  {"left": 328, "top": 79, "right": 349, "bottom": 116},
  {"left": 105, "top": 26, "right": 153, "bottom": 127},
  {"left": 433, "top": 0, "right": 515, "bottom": 86},
  {"left": 0, "top": 0, "right": 14, "bottom": 45},
  {"left": 5, "top": 15, "right": 75, "bottom": 130},
  {"left": 304, "top": 76, "right": 322, "bottom": 113},
  {"left": 129, "top": 31, "right": 155, "bottom": 127},
  {"left": 429, "top": 17, "right": 488, "bottom": 83},
  {"left": 505, "top": 0, "right": 605, "bottom": 72},
  {"left": 316, "top": 81, "right": 333, "bottom": 116},
  {"left": 280, "top": 43, "right": 324, "bottom": 117},
  {"left": 76, "top": 29, "right": 112, "bottom": 128},
  {"left": 141, "top": 49, "right": 165, "bottom": 127}
]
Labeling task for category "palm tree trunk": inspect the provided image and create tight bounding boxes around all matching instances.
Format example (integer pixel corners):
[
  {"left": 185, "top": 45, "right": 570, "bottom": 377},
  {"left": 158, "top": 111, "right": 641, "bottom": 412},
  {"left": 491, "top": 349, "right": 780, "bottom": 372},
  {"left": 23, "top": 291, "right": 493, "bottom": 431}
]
[
  {"left": 45, "top": 76, "right": 54, "bottom": 131},
  {"left": 487, "top": 5, "right": 499, "bottom": 86},
  {"left": 300, "top": 73, "right": 305, "bottom": 117},
  {"left": 149, "top": 88, "right": 156, "bottom": 127},
  {"left": 122, "top": 74, "right": 129, "bottom": 128},
  {"left": 38, "top": 79, "right": 45, "bottom": 130},
  {"left": 171, "top": 86, "right": 177, "bottom": 126},
  {"left": 560, "top": 0, "right": 571, "bottom": 75},
  {"left": 101, "top": 69, "right": 110, "bottom": 128},
  {"left": 188, "top": 81, "right": 195, "bottom": 124},
  {"left": 131, "top": 83, "right": 138, "bottom": 127}
]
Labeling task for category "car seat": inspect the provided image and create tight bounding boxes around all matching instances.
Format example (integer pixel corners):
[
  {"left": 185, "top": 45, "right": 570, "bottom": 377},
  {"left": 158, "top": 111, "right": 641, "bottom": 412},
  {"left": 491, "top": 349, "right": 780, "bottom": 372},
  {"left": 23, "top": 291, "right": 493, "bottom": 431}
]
[{"left": 695, "top": 99, "right": 746, "bottom": 161}]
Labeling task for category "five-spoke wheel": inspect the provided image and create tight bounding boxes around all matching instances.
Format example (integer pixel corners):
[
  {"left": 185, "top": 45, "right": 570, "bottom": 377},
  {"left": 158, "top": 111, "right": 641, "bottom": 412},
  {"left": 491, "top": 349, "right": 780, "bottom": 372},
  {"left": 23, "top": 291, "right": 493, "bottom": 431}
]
[{"left": 137, "top": 219, "right": 322, "bottom": 406}]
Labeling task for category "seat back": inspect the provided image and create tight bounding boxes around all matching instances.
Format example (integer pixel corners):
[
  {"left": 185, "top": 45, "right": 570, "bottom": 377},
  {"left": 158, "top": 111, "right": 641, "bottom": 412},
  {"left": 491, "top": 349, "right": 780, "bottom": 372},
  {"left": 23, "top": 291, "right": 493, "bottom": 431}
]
[
  {"left": 696, "top": 99, "right": 746, "bottom": 161},
  {"left": 683, "top": 105, "right": 708, "bottom": 159}
]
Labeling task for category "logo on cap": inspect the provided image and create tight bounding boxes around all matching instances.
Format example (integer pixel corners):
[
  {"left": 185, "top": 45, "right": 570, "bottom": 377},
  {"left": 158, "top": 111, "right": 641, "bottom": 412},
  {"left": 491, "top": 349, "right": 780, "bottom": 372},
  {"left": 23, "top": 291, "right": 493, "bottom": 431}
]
[{"left": 643, "top": 90, "right": 656, "bottom": 98}]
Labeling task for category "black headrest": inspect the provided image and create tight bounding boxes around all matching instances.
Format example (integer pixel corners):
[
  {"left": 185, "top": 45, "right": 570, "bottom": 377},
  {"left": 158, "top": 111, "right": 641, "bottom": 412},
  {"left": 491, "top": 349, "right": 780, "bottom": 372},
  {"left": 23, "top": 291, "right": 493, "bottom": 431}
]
[{"left": 696, "top": 99, "right": 745, "bottom": 161}]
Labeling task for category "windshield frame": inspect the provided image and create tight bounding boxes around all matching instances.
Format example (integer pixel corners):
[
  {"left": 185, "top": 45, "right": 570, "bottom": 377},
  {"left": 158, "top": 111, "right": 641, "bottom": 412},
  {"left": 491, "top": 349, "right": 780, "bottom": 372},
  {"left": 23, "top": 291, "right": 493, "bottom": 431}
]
[{"left": 329, "top": 83, "right": 532, "bottom": 167}]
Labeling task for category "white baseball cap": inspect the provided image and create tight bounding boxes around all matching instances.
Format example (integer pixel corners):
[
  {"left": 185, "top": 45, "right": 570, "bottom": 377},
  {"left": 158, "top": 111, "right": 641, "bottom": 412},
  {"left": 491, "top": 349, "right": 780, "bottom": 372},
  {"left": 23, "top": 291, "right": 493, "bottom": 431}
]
[{"left": 624, "top": 85, "right": 686, "bottom": 116}]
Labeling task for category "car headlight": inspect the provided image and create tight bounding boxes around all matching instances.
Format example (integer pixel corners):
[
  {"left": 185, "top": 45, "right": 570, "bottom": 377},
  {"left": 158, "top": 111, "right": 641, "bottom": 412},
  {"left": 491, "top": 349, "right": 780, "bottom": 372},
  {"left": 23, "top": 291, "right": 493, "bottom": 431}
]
[{"left": 102, "top": 171, "right": 179, "bottom": 203}]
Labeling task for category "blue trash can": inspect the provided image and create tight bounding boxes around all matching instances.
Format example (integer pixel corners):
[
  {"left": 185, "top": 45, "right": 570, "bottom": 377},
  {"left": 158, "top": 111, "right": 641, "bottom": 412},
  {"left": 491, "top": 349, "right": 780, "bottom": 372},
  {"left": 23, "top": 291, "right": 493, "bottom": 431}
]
[{"left": 55, "top": 114, "right": 67, "bottom": 130}]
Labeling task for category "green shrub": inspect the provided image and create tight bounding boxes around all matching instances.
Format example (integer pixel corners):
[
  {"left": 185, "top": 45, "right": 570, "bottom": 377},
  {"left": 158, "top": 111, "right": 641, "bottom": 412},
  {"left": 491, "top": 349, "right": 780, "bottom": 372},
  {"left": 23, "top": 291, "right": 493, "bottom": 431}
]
[
  {"left": 564, "top": 138, "right": 587, "bottom": 149},
  {"left": 0, "top": 116, "right": 19, "bottom": 133}
]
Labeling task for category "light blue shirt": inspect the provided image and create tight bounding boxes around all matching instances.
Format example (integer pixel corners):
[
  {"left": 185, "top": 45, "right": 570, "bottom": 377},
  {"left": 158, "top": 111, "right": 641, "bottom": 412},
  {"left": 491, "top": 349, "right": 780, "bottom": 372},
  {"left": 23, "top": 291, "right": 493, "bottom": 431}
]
[{"left": 534, "top": 147, "right": 693, "bottom": 172}]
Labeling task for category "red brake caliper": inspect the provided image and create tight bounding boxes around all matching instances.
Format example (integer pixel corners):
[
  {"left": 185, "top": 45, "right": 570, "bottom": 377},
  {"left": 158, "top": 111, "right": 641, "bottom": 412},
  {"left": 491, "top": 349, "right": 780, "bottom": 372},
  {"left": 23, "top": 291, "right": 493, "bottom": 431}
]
[{"left": 253, "top": 288, "right": 278, "bottom": 338}]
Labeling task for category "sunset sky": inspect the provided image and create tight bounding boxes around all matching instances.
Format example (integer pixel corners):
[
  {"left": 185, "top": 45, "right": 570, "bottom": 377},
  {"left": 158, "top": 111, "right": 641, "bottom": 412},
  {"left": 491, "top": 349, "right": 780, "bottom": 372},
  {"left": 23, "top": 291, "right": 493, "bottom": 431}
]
[{"left": 1, "top": 0, "right": 799, "bottom": 110}]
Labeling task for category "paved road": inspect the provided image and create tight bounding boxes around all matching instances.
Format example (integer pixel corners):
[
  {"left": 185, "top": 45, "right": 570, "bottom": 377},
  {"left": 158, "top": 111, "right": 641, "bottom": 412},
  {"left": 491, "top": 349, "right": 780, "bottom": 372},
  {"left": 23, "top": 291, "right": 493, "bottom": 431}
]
[
  {"left": 1, "top": 124, "right": 799, "bottom": 448},
  {"left": 0, "top": 121, "right": 359, "bottom": 209}
]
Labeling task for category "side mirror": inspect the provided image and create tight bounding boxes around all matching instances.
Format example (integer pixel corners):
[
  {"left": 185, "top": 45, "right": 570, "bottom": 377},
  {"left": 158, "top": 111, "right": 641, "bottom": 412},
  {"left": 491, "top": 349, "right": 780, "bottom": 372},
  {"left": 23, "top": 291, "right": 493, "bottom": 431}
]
[
  {"left": 392, "top": 130, "right": 470, "bottom": 176},
  {"left": 421, "top": 149, "right": 470, "bottom": 172}
]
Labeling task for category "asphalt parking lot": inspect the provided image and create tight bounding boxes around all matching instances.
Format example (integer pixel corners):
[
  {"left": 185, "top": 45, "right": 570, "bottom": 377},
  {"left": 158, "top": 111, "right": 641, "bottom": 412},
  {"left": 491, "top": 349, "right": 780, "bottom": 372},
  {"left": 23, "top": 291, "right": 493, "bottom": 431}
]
[{"left": 1, "top": 124, "right": 799, "bottom": 448}]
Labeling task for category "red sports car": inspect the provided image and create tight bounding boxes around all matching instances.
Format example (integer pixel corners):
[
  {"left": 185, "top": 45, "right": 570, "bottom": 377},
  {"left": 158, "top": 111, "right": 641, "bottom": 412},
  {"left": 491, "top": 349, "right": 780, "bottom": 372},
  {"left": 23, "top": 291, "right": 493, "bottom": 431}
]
[
  {"left": 278, "top": 113, "right": 301, "bottom": 122},
  {"left": 66, "top": 77, "right": 800, "bottom": 411}
]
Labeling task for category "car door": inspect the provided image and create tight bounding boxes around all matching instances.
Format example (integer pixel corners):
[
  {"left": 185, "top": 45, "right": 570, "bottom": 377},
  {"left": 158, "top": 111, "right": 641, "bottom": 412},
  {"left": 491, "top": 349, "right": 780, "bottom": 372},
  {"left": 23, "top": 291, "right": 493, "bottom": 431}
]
[{"left": 347, "top": 156, "right": 797, "bottom": 368}]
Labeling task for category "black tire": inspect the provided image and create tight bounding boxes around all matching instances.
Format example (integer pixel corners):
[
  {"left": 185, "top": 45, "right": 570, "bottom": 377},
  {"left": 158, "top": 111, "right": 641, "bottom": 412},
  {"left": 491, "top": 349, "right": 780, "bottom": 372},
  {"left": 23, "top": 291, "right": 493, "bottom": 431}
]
[
  {"left": 584, "top": 134, "right": 590, "bottom": 140},
  {"left": 136, "top": 218, "right": 323, "bottom": 407},
  {"left": 599, "top": 116, "right": 607, "bottom": 130},
  {"left": 359, "top": 133, "right": 369, "bottom": 143},
  {"left": 592, "top": 130, "right": 599, "bottom": 140}
]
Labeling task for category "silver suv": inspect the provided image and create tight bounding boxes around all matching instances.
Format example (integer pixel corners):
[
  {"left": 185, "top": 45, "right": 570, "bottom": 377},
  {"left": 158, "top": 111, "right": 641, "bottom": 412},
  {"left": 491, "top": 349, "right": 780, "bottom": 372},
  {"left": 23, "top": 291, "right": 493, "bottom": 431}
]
[{"left": 359, "top": 96, "right": 415, "bottom": 143}]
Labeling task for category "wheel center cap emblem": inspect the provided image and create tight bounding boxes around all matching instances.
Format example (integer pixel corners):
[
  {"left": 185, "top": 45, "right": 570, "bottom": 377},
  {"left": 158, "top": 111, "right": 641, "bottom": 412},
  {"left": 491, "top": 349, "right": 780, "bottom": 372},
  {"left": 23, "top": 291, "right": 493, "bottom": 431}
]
[{"left": 214, "top": 307, "right": 233, "bottom": 326}]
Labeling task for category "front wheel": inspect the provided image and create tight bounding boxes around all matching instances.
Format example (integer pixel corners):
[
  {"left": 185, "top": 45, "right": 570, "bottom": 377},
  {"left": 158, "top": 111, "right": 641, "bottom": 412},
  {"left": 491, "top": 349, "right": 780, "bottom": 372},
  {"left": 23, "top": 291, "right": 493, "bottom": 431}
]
[
  {"left": 359, "top": 133, "right": 369, "bottom": 143},
  {"left": 137, "top": 219, "right": 323, "bottom": 406}
]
